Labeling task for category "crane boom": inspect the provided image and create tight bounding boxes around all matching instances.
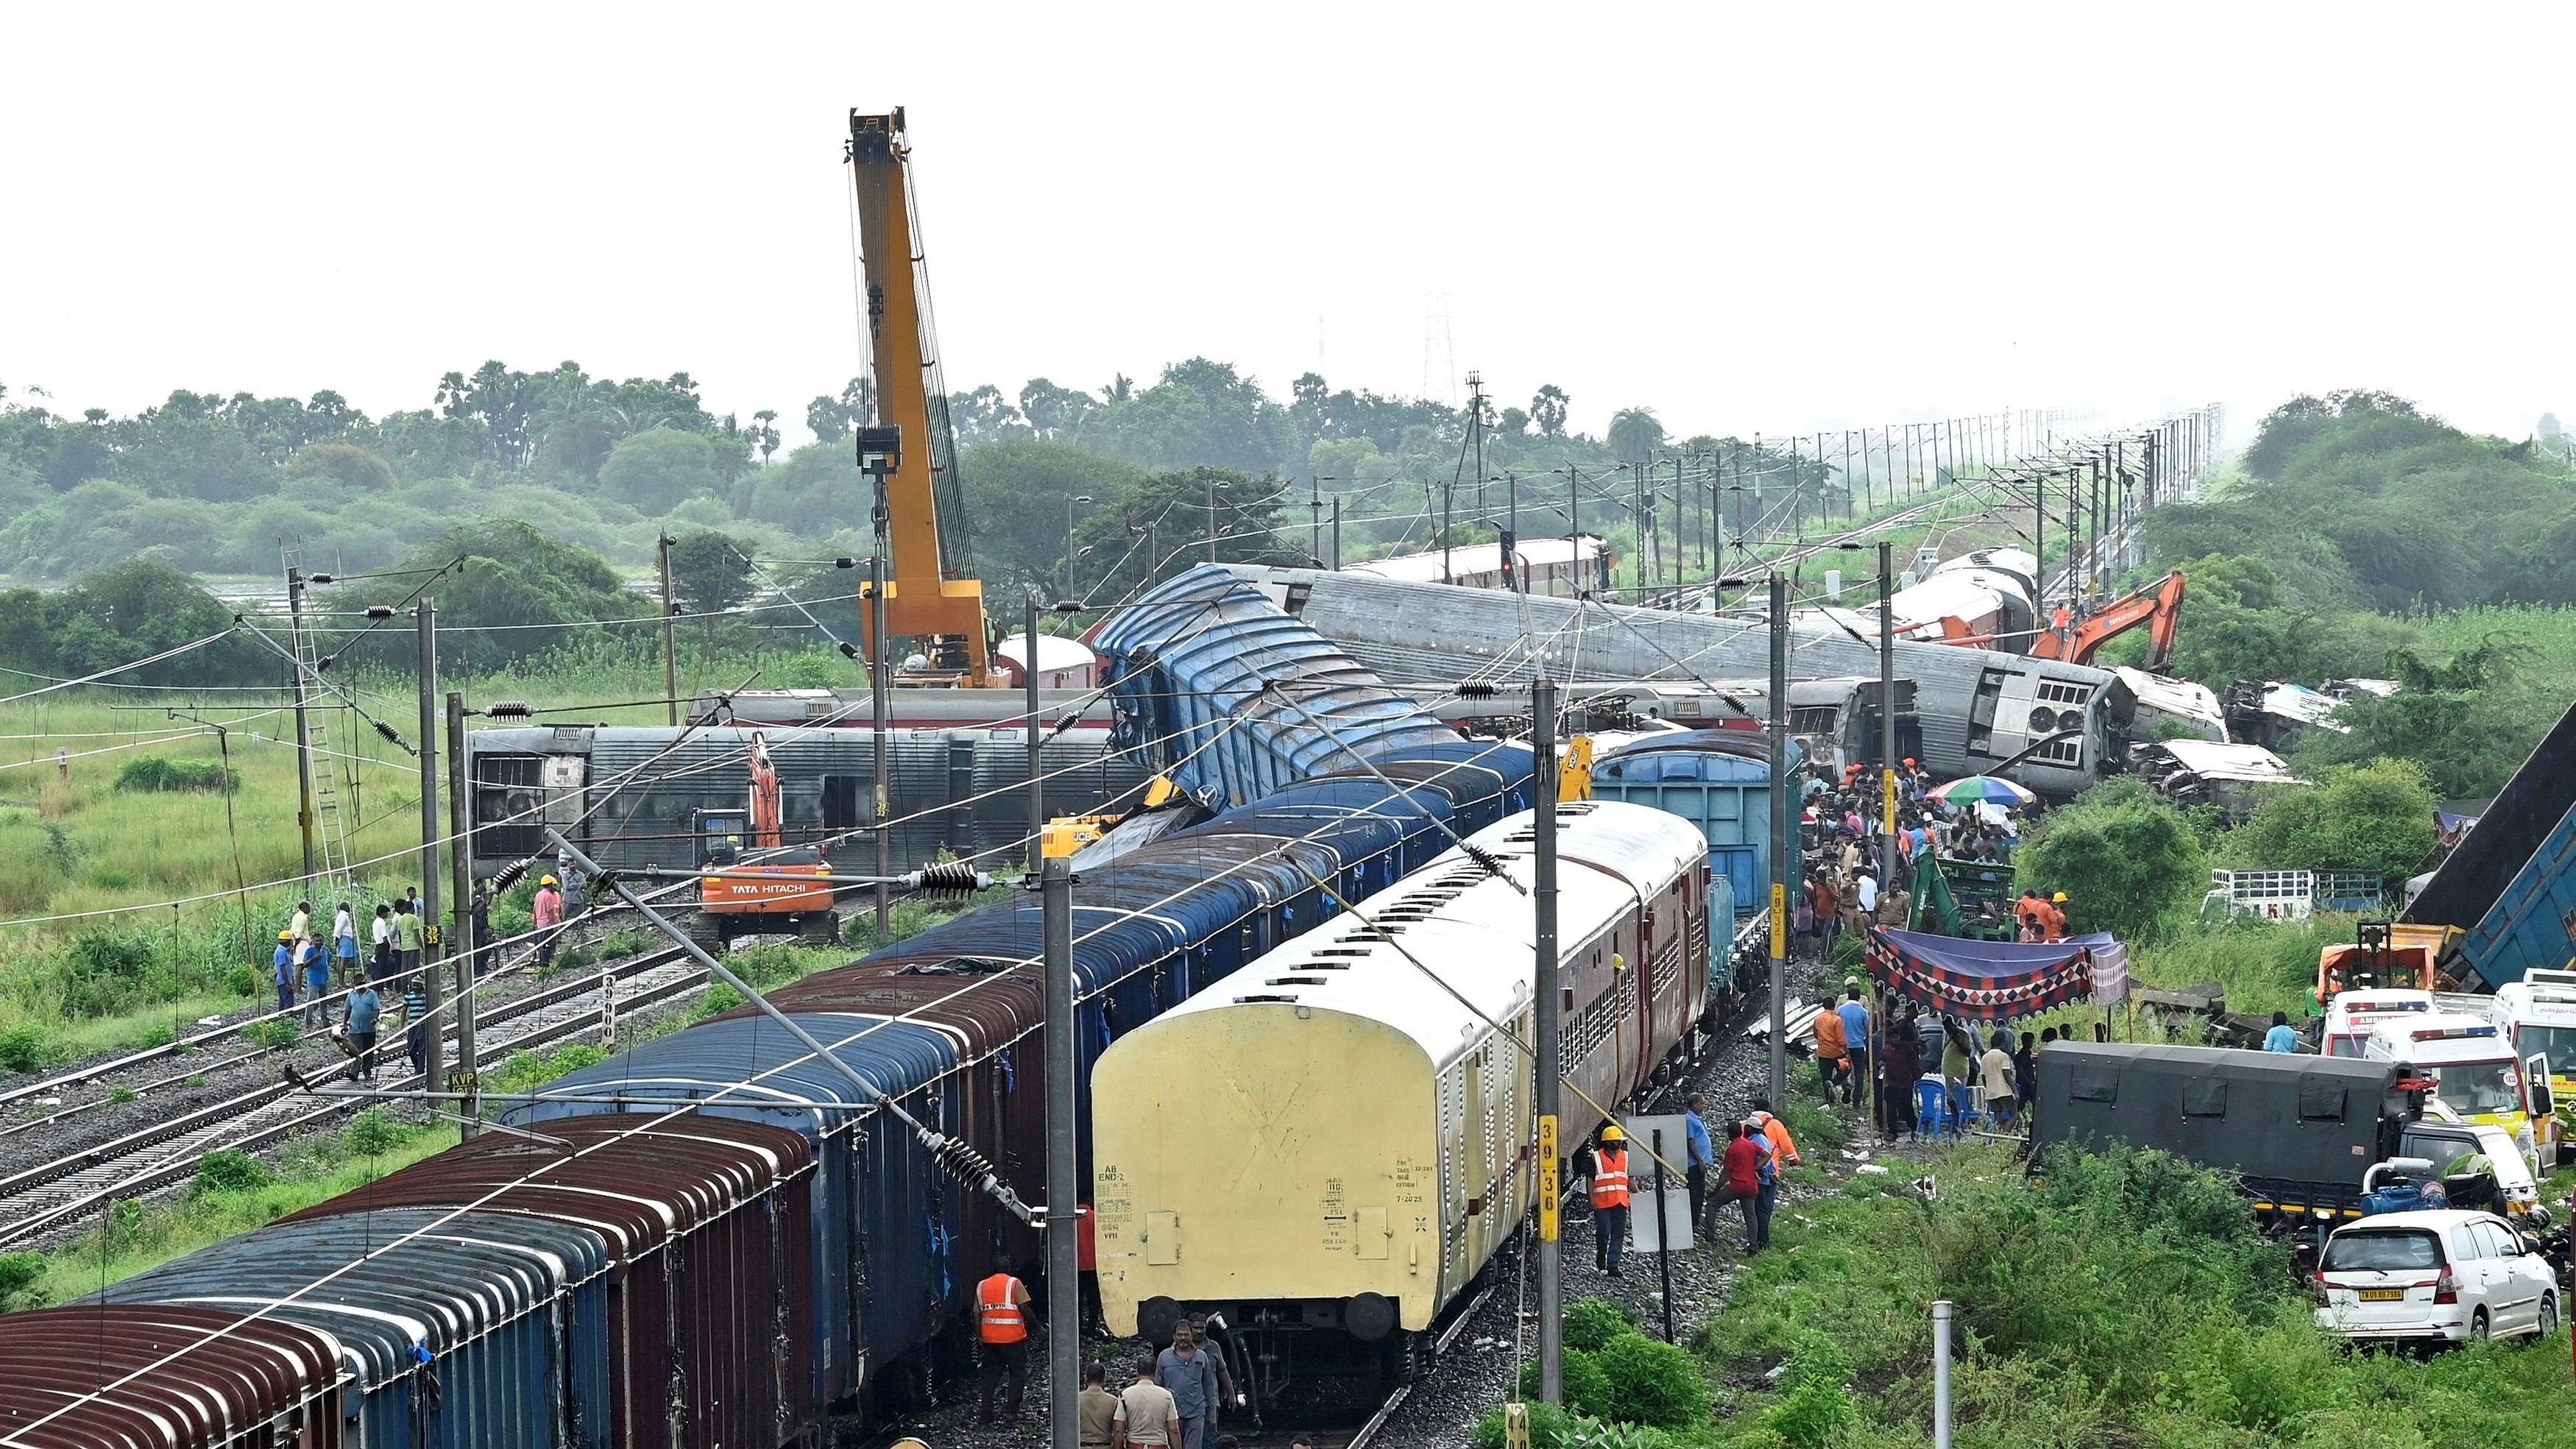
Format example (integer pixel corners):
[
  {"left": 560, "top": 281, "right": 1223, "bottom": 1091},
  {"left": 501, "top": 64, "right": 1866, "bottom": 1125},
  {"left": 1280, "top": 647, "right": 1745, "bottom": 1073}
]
[
  {"left": 848, "top": 107, "right": 991, "bottom": 684},
  {"left": 2031, "top": 570, "right": 2188, "bottom": 670}
]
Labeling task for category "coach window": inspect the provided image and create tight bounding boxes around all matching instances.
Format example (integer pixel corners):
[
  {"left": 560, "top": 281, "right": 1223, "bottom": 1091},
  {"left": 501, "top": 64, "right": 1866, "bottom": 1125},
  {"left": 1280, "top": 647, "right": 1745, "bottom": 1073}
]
[{"left": 820, "top": 775, "right": 866, "bottom": 832}]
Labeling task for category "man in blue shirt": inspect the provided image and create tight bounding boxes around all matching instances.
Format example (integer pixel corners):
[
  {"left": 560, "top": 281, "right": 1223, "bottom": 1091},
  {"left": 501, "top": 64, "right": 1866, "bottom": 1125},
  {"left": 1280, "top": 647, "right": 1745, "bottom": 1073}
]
[
  {"left": 345, "top": 977, "right": 382, "bottom": 1081},
  {"left": 1683, "top": 1093, "right": 1716, "bottom": 1232},
  {"left": 2263, "top": 1010, "right": 2301, "bottom": 1052},
  {"left": 1836, "top": 985, "right": 1872, "bottom": 1110},
  {"left": 270, "top": 932, "right": 296, "bottom": 1017},
  {"left": 301, "top": 937, "right": 332, "bottom": 1028},
  {"left": 1156, "top": 1322, "right": 1222, "bottom": 1449}
]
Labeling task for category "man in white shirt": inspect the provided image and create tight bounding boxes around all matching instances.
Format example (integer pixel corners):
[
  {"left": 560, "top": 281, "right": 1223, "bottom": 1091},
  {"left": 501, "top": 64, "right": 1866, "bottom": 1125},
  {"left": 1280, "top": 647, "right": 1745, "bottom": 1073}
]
[{"left": 1854, "top": 872, "right": 1879, "bottom": 917}]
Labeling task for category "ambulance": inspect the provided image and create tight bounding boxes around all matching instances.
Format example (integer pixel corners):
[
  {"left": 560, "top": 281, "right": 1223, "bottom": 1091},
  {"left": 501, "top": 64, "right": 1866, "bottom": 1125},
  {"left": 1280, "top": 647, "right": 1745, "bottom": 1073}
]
[
  {"left": 2490, "top": 968, "right": 2576, "bottom": 1163},
  {"left": 2320, "top": 988, "right": 2434, "bottom": 1059},
  {"left": 2363, "top": 1013, "right": 2555, "bottom": 1174}
]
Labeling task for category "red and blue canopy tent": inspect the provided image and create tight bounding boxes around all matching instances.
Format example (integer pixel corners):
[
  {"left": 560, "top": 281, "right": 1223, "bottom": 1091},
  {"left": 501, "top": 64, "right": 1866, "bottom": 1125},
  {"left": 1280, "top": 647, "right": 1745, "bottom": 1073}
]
[{"left": 1865, "top": 926, "right": 2129, "bottom": 1022}]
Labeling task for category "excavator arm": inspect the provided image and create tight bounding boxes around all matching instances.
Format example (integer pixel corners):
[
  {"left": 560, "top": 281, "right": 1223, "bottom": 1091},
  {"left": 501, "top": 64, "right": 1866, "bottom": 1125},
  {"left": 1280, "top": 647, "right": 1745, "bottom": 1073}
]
[
  {"left": 2031, "top": 570, "right": 2187, "bottom": 669},
  {"left": 849, "top": 108, "right": 991, "bottom": 684}
]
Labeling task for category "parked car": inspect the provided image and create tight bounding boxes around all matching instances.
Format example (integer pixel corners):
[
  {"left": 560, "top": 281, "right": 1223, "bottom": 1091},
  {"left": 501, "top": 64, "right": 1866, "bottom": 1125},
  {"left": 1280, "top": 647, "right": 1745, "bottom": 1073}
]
[{"left": 2313, "top": 1210, "right": 2559, "bottom": 1344}]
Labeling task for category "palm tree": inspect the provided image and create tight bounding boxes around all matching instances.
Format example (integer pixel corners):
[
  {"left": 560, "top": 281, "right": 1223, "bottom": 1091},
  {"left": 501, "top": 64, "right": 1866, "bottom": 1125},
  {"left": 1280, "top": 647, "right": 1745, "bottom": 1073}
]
[{"left": 1607, "top": 406, "right": 1666, "bottom": 465}]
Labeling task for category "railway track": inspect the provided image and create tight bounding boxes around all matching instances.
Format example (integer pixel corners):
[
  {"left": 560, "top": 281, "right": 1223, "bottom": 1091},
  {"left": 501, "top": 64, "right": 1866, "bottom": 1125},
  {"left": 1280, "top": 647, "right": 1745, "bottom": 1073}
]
[
  {"left": 0, "top": 944, "right": 710, "bottom": 1247},
  {"left": 0, "top": 907, "right": 652, "bottom": 1126}
]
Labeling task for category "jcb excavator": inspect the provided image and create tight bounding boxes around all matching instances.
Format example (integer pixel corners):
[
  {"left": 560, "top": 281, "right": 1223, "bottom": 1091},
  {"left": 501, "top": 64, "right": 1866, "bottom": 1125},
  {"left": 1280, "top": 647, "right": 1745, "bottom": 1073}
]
[
  {"left": 2029, "top": 570, "right": 2187, "bottom": 670},
  {"left": 848, "top": 108, "right": 994, "bottom": 685}
]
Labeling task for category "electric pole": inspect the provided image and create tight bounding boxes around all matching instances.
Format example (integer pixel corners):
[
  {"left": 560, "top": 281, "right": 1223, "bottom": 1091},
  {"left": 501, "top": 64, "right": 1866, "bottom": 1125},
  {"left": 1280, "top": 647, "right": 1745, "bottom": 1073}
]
[
  {"left": 657, "top": 531, "right": 680, "bottom": 726},
  {"left": 413, "top": 599, "right": 447, "bottom": 1113},
  {"left": 1027, "top": 595, "right": 1044, "bottom": 876},
  {"left": 445, "top": 689, "right": 477, "bottom": 1138},
  {"left": 1042, "top": 852, "right": 1079, "bottom": 1449},
  {"left": 1767, "top": 573, "right": 1789, "bottom": 1109},
  {"left": 1879, "top": 543, "right": 1899, "bottom": 894},
  {"left": 284, "top": 563, "right": 317, "bottom": 882},
  {"left": 871, "top": 546, "right": 891, "bottom": 946},
  {"left": 1532, "top": 676, "right": 1563, "bottom": 1404}
]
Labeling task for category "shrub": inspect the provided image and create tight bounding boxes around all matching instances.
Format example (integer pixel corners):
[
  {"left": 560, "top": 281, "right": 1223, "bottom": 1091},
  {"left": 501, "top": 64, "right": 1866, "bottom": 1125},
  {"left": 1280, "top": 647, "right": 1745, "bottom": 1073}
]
[
  {"left": 1761, "top": 1342, "right": 1855, "bottom": 1449},
  {"left": 0, "top": 1251, "right": 45, "bottom": 1311},
  {"left": 1592, "top": 1332, "right": 1707, "bottom": 1429},
  {"left": 1518, "top": 1347, "right": 1616, "bottom": 1421},
  {"left": 245, "top": 1019, "right": 300, "bottom": 1050},
  {"left": 341, "top": 1107, "right": 406, "bottom": 1158},
  {"left": 58, "top": 930, "right": 157, "bottom": 1018},
  {"left": 1472, "top": 1403, "right": 1668, "bottom": 1449},
  {"left": 113, "top": 756, "right": 238, "bottom": 793},
  {"left": 222, "top": 963, "right": 261, "bottom": 999},
  {"left": 191, "top": 1149, "right": 271, "bottom": 1196},
  {"left": 107, "top": 1084, "right": 136, "bottom": 1105},
  {"left": 1563, "top": 1294, "right": 1641, "bottom": 1353},
  {"left": 0, "top": 1022, "right": 55, "bottom": 1074}
]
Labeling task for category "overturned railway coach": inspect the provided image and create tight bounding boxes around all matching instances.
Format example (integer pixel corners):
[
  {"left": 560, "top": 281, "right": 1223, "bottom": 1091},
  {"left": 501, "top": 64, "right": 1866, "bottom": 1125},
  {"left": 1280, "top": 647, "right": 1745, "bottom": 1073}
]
[
  {"left": 464, "top": 723, "right": 1147, "bottom": 885},
  {"left": 1220, "top": 564, "right": 2137, "bottom": 800}
]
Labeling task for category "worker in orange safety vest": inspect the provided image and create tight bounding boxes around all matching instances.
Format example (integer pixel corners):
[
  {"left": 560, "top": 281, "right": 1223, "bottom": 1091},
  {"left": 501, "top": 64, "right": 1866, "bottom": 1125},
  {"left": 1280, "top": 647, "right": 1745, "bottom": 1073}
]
[
  {"left": 1590, "top": 1124, "right": 1632, "bottom": 1278},
  {"left": 974, "top": 1253, "right": 1042, "bottom": 1425}
]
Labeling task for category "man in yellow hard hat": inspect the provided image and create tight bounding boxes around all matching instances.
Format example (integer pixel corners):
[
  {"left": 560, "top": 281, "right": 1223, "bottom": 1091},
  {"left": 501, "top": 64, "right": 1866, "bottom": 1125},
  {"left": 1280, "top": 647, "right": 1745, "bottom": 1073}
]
[
  {"left": 1588, "top": 1124, "right": 1632, "bottom": 1277},
  {"left": 534, "top": 874, "right": 565, "bottom": 969},
  {"left": 272, "top": 930, "right": 297, "bottom": 1018},
  {"left": 2042, "top": 891, "right": 2069, "bottom": 943}
]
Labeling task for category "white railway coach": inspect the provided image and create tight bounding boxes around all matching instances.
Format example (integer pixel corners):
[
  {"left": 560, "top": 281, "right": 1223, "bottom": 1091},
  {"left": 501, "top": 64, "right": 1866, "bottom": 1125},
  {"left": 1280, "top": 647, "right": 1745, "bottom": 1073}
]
[{"left": 1091, "top": 801, "right": 1709, "bottom": 1388}]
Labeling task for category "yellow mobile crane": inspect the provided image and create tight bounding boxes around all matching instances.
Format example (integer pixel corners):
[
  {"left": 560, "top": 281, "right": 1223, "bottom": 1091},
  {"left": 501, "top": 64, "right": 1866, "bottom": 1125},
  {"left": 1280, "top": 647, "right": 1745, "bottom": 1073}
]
[{"left": 848, "top": 108, "right": 992, "bottom": 685}]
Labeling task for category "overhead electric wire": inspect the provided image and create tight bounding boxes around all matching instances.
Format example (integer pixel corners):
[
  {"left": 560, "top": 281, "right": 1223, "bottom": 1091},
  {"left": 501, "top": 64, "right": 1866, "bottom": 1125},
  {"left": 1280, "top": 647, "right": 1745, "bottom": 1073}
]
[{"left": 1, "top": 720, "right": 1530, "bottom": 1443}]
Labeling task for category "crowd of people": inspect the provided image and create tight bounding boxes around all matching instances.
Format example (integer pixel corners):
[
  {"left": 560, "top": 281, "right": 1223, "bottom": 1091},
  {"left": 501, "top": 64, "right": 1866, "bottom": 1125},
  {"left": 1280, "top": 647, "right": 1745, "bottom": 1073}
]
[
  {"left": 256, "top": 871, "right": 570, "bottom": 1081},
  {"left": 1799, "top": 969, "right": 2101, "bottom": 1139},
  {"left": 1792, "top": 757, "right": 2026, "bottom": 949}
]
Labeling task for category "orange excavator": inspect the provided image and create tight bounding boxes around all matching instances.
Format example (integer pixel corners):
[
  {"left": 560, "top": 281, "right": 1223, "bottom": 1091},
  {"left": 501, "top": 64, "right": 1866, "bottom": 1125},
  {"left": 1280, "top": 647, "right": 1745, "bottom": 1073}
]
[
  {"left": 848, "top": 108, "right": 994, "bottom": 685},
  {"left": 2029, "top": 570, "right": 2187, "bottom": 669},
  {"left": 696, "top": 733, "right": 839, "bottom": 943}
]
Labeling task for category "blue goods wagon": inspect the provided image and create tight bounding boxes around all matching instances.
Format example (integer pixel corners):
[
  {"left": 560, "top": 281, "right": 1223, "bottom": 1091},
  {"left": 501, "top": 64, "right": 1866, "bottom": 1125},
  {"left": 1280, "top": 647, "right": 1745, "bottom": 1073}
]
[
  {"left": 509, "top": 739, "right": 1531, "bottom": 1425},
  {"left": 280, "top": 1114, "right": 815, "bottom": 1449},
  {"left": 2458, "top": 801, "right": 2576, "bottom": 989},
  {"left": 1091, "top": 566, "right": 1471, "bottom": 809},
  {"left": 89, "top": 1210, "right": 613, "bottom": 1449},
  {"left": 1590, "top": 731, "right": 1795, "bottom": 920}
]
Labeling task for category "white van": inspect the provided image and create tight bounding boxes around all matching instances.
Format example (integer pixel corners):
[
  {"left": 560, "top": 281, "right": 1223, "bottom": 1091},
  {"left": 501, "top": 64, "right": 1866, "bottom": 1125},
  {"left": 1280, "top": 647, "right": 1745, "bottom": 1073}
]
[{"left": 2493, "top": 969, "right": 2576, "bottom": 1161}]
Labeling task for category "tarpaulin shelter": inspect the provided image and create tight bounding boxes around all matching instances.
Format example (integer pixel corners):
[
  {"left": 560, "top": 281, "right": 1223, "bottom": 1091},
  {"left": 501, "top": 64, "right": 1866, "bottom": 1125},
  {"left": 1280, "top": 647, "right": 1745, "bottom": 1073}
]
[{"left": 1866, "top": 926, "right": 2112, "bottom": 1021}]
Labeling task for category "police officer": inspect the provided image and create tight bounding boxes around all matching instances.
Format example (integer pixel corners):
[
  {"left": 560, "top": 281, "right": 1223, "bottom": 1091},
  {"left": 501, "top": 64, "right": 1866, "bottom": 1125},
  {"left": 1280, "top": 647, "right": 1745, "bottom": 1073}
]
[
  {"left": 974, "top": 1253, "right": 1039, "bottom": 1424},
  {"left": 1590, "top": 1124, "right": 1632, "bottom": 1277}
]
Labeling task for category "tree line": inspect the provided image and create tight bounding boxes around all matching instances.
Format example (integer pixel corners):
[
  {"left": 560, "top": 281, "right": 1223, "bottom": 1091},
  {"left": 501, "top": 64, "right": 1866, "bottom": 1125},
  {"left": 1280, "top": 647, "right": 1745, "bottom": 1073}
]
[
  {"left": 2123, "top": 389, "right": 2576, "bottom": 796},
  {"left": 0, "top": 358, "right": 1728, "bottom": 589}
]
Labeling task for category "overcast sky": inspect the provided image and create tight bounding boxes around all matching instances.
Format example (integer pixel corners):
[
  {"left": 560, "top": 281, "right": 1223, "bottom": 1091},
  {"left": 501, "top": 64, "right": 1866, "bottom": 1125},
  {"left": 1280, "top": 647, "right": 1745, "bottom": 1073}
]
[{"left": 5, "top": 4, "right": 2569, "bottom": 450}]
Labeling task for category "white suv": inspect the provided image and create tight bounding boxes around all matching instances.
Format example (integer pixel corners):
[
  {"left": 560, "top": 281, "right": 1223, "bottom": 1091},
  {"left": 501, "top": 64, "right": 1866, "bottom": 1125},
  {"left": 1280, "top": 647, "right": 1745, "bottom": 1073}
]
[{"left": 2313, "top": 1210, "right": 2560, "bottom": 1344}]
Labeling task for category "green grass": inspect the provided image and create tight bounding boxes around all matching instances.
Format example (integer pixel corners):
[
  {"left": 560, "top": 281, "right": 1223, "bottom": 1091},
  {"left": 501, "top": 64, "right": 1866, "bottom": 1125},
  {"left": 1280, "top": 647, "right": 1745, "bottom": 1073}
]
[
  {"left": 0, "top": 642, "right": 860, "bottom": 1069},
  {"left": 1668, "top": 1141, "right": 2576, "bottom": 1449},
  {"left": 24, "top": 1109, "right": 458, "bottom": 1308}
]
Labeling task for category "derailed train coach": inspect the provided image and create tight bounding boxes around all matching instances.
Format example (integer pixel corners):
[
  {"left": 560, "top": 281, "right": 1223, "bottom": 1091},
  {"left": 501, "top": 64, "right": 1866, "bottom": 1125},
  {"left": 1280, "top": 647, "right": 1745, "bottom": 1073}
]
[
  {"left": 462, "top": 723, "right": 1147, "bottom": 885},
  {"left": 1220, "top": 564, "right": 2137, "bottom": 801}
]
